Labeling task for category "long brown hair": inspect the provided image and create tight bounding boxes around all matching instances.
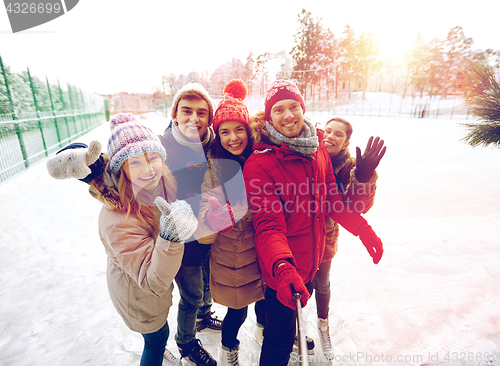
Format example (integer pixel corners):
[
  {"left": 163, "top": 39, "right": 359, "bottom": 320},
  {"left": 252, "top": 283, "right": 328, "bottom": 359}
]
[{"left": 117, "top": 164, "right": 177, "bottom": 238}]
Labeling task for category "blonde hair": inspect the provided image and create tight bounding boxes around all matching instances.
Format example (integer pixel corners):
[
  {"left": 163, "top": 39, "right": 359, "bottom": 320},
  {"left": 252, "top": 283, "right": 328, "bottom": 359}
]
[{"left": 117, "top": 164, "right": 177, "bottom": 238}]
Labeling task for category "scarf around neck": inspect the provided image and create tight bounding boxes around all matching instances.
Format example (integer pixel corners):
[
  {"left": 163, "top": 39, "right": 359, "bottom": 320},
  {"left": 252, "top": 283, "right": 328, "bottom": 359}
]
[
  {"left": 172, "top": 122, "right": 214, "bottom": 151},
  {"left": 265, "top": 119, "right": 319, "bottom": 156}
]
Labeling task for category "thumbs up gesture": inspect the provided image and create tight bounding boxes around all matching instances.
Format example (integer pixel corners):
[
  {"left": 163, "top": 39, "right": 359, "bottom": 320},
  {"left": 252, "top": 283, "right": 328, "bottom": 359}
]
[
  {"left": 154, "top": 197, "right": 198, "bottom": 242},
  {"left": 204, "top": 197, "right": 235, "bottom": 234}
]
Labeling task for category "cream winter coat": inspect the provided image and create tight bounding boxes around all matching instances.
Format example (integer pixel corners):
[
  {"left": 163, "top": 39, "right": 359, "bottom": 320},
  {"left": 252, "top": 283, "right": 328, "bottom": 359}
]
[{"left": 91, "top": 160, "right": 183, "bottom": 334}]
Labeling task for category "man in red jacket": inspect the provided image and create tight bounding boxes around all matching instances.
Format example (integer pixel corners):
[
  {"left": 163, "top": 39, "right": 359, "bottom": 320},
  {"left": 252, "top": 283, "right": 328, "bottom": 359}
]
[{"left": 243, "top": 80, "right": 383, "bottom": 366}]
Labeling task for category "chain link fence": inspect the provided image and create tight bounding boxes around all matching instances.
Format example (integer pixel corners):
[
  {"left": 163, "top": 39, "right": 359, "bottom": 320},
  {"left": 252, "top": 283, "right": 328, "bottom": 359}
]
[{"left": 0, "top": 56, "right": 107, "bottom": 183}]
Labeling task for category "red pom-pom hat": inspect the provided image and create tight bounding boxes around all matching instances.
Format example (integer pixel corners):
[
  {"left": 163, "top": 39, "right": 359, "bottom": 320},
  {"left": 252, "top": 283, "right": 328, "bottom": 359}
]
[{"left": 212, "top": 79, "right": 250, "bottom": 132}]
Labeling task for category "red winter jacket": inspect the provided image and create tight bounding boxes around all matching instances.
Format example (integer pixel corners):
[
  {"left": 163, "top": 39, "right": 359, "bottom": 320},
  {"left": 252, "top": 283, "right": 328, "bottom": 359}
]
[{"left": 243, "top": 115, "right": 367, "bottom": 291}]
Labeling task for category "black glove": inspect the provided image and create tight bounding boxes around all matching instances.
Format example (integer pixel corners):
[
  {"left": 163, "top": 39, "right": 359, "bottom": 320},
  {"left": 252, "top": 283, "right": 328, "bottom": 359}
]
[{"left": 355, "top": 136, "right": 387, "bottom": 183}]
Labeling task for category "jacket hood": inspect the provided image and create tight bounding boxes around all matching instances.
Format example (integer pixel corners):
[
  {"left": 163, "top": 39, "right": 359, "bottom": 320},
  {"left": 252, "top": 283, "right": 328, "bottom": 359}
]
[
  {"left": 330, "top": 148, "right": 351, "bottom": 175},
  {"left": 249, "top": 111, "right": 269, "bottom": 146}
]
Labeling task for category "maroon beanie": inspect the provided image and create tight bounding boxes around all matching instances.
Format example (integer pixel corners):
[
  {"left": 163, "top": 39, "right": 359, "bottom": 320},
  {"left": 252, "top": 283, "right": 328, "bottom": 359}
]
[
  {"left": 264, "top": 80, "right": 306, "bottom": 121},
  {"left": 212, "top": 79, "right": 250, "bottom": 132}
]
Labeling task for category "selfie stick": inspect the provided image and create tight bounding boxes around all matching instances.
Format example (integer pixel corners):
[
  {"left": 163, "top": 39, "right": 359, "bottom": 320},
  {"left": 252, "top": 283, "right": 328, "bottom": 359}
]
[{"left": 294, "top": 293, "right": 310, "bottom": 366}]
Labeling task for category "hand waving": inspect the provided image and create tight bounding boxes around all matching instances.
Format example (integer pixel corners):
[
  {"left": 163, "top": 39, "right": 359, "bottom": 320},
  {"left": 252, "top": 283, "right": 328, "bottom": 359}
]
[
  {"left": 355, "top": 136, "right": 387, "bottom": 183},
  {"left": 46, "top": 140, "right": 101, "bottom": 180}
]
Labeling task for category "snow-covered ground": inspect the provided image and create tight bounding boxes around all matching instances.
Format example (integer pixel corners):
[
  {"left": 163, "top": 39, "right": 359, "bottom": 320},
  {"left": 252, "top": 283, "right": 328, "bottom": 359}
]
[{"left": 1, "top": 112, "right": 499, "bottom": 366}]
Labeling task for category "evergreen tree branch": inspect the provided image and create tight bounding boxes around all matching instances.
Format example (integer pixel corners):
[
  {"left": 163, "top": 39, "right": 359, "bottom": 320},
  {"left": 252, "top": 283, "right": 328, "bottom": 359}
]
[{"left": 459, "top": 61, "right": 500, "bottom": 148}]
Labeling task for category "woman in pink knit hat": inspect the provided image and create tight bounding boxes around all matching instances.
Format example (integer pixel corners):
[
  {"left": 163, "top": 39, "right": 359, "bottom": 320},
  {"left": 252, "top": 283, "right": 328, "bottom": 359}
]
[{"left": 91, "top": 114, "right": 199, "bottom": 366}]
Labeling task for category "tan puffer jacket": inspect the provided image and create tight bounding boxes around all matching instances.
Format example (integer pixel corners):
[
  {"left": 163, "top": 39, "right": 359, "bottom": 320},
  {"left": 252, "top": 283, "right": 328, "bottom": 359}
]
[{"left": 195, "top": 153, "right": 265, "bottom": 310}]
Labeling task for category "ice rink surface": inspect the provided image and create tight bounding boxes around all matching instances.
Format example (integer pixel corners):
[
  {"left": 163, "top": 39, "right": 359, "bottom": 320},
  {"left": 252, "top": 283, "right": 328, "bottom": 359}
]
[{"left": 1, "top": 113, "right": 499, "bottom": 365}]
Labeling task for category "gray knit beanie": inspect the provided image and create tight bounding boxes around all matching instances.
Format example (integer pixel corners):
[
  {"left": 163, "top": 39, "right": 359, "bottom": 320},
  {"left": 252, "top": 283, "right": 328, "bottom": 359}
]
[{"left": 171, "top": 83, "right": 214, "bottom": 125}]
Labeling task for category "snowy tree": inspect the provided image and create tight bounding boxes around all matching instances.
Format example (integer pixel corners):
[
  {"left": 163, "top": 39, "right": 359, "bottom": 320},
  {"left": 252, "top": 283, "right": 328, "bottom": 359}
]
[
  {"left": 0, "top": 58, "right": 13, "bottom": 115},
  {"left": 440, "top": 26, "right": 474, "bottom": 98},
  {"left": 290, "top": 9, "right": 324, "bottom": 98},
  {"left": 404, "top": 33, "right": 431, "bottom": 98},
  {"left": 274, "top": 50, "right": 294, "bottom": 81},
  {"left": 471, "top": 48, "right": 500, "bottom": 70},
  {"left": 244, "top": 52, "right": 256, "bottom": 96},
  {"left": 255, "top": 53, "right": 270, "bottom": 95},
  {"left": 186, "top": 72, "right": 203, "bottom": 85},
  {"left": 354, "top": 32, "right": 379, "bottom": 100},
  {"left": 318, "top": 27, "right": 341, "bottom": 100},
  {"left": 162, "top": 73, "right": 182, "bottom": 99},
  {"left": 208, "top": 58, "right": 247, "bottom": 95},
  {"left": 425, "top": 37, "right": 445, "bottom": 97},
  {"left": 340, "top": 24, "right": 357, "bottom": 98},
  {"left": 459, "top": 61, "right": 500, "bottom": 148}
]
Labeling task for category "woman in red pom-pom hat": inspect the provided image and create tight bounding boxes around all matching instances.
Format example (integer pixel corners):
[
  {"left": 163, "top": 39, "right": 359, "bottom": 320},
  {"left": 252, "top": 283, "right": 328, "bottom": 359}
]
[{"left": 195, "top": 79, "right": 266, "bottom": 365}]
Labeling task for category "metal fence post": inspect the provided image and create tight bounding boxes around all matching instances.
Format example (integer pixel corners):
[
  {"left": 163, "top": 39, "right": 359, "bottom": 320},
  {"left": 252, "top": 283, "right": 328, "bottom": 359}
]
[
  {"left": 58, "top": 80, "right": 70, "bottom": 138},
  {"left": 28, "top": 67, "right": 48, "bottom": 157},
  {"left": 104, "top": 98, "right": 110, "bottom": 121},
  {"left": 78, "top": 88, "right": 89, "bottom": 131},
  {"left": 1, "top": 55, "right": 29, "bottom": 168},
  {"left": 67, "top": 83, "right": 79, "bottom": 134},
  {"left": 46, "top": 76, "right": 62, "bottom": 148}
]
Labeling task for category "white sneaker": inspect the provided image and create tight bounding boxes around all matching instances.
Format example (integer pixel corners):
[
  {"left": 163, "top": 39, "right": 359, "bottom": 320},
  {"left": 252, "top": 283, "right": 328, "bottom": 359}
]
[
  {"left": 318, "top": 317, "right": 334, "bottom": 360},
  {"left": 254, "top": 322, "right": 264, "bottom": 346},
  {"left": 220, "top": 343, "right": 240, "bottom": 366},
  {"left": 163, "top": 348, "right": 182, "bottom": 366}
]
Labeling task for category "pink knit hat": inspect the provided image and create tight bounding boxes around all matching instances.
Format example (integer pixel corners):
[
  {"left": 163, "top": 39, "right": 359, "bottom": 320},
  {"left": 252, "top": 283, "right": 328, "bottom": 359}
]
[
  {"left": 212, "top": 79, "right": 250, "bottom": 132},
  {"left": 264, "top": 79, "right": 306, "bottom": 121},
  {"left": 108, "top": 113, "right": 166, "bottom": 173}
]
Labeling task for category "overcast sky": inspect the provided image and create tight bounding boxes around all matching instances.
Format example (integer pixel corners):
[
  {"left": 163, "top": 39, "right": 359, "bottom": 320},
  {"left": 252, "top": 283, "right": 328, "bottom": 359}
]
[{"left": 1, "top": 0, "right": 499, "bottom": 95}]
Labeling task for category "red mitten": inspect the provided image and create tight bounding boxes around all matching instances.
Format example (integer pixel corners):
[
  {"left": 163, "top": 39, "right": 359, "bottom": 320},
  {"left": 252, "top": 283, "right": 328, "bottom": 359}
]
[
  {"left": 275, "top": 262, "right": 310, "bottom": 309},
  {"left": 204, "top": 197, "right": 234, "bottom": 234},
  {"left": 357, "top": 223, "right": 383, "bottom": 264}
]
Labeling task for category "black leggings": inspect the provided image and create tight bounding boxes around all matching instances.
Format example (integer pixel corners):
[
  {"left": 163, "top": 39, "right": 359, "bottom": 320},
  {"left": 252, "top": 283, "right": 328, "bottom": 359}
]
[{"left": 221, "top": 306, "right": 248, "bottom": 349}]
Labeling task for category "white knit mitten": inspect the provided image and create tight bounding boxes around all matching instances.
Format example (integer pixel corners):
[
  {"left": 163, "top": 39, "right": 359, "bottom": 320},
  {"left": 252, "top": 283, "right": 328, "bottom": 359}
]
[
  {"left": 154, "top": 197, "right": 198, "bottom": 242},
  {"left": 46, "top": 140, "right": 101, "bottom": 180}
]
